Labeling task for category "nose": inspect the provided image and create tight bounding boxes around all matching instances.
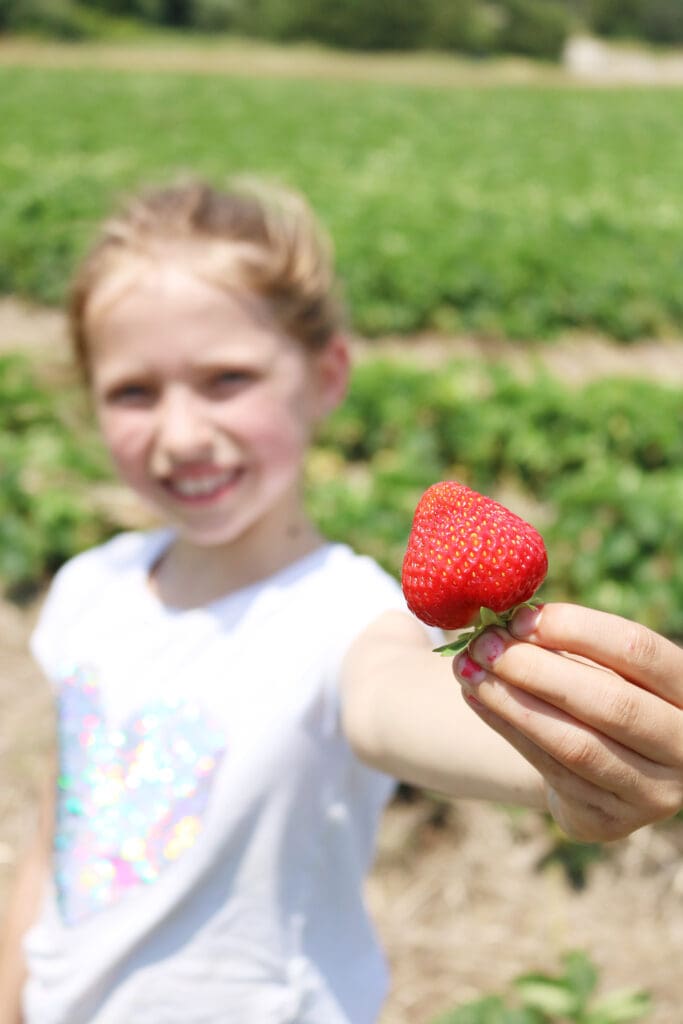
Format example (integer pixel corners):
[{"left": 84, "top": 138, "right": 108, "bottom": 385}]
[{"left": 151, "top": 386, "right": 214, "bottom": 470}]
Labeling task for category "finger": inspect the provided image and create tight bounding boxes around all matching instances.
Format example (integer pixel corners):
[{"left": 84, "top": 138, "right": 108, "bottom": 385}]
[
  {"left": 510, "top": 603, "right": 683, "bottom": 707},
  {"left": 465, "top": 628, "right": 683, "bottom": 767},
  {"left": 544, "top": 784, "right": 644, "bottom": 844},
  {"left": 455, "top": 657, "right": 682, "bottom": 816},
  {"left": 460, "top": 694, "right": 640, "bottom": 842}
]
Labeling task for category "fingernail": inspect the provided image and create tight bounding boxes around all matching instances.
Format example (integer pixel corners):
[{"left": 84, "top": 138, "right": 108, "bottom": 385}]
[
  {"left": 471, "top": 629, "right": 506, "bottom": 666},
  {"left": 454, "top": 653, "right": 486, "bottom": 686},
  {"left": 510, "top": 604, "right": 543, "bottom": 638}
]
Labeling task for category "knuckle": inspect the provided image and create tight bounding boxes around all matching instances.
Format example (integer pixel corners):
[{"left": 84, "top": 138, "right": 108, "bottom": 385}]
[
  {"left": 599, "top": 686, "right": 641, "bottom": 735},
  {"left": 623, "top": 623, "right": 660, "bottom": 675},
  {"left": 649, "top": 779, "right": 683, "bottom": 820},
  {"left": 552, "top": 798, "right": 626, "bottom": 843},
  {"left": 592, "top": 815, "right": 636, "bottom": 843},
  {"left": 554, "top": 729, "right": 599, "bottom": 772},
  {"left": 585, "top": 797, "right": 642, "bottom": 842}
]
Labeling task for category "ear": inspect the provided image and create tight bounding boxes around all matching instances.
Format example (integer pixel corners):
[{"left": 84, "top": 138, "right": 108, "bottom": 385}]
[{"left": 310, "top": 333, "right": 351, "bottom": 421}]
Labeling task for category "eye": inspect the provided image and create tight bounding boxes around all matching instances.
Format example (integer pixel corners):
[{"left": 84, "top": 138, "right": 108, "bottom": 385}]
[
  {"left": 207, "top": 370, "right": 255, "bottom": 395},
  {"left": 103, "top": 383, "right": 155, "bottom": 408}
]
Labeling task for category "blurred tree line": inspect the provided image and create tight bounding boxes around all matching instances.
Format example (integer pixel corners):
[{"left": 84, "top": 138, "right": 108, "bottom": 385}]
[{"left": 1, "top": 0, "right": 683, "bottom": 59}]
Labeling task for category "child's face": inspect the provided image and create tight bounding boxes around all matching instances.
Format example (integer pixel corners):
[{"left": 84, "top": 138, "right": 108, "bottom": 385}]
[{"left": 87, "top": 262, "right": 348, "bottom": 550}]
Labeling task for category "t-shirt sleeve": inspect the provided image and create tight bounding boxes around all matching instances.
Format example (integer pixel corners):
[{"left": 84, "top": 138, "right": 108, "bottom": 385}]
[
  {"left": 334, "top": 553, "right": 443, "bottom": 656},
  {"left": 30, "top": 558, "right": 82, "bottom": 686},
  {"left": 29, "top": 531, "right": 163, "bottom": 687}
]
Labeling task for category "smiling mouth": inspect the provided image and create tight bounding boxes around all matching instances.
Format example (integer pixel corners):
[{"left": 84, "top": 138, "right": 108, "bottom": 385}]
[{"left": 163, "top": 468, "right": 243, "bottom": 504}]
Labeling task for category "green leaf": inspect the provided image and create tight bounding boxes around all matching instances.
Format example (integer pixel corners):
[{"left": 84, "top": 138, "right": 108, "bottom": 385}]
[
  {"left": 585, "top": 989, "right": 651, "bottom": 1024},
  {"left": 434, "top": 632, "right": 476, "bottom": 657},
  {"left": 479, "top": 606, "right": 504, "bottom": 626},
  {"left": 562, "top": 950, "right": 598, "bottom": 1003},
  {"left": 514, "top": 976, "right": 580, "bottom": 1017},
  {"left": 431, "top": 997, "right": 543, "bottom": 1024},
  {"left": 430, "top": 996, "right": 512, "bottom": 1024}
]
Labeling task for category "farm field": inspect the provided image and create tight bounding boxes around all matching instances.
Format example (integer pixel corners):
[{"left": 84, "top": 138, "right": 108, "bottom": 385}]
[
  {"left": 3, "top": 54, "right": 683, "bottom": 339},
  {"left": 2, "top": 37, "right": 683, "bottom": 1024}
]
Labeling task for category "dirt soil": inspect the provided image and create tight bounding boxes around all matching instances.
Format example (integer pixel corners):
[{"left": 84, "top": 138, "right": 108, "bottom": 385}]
[
  {"left": 3, "top": 34, "right": 683, "bottom": 87},
  {"left": 2, "top": 302, "right": 683, "bottom": 1021}
]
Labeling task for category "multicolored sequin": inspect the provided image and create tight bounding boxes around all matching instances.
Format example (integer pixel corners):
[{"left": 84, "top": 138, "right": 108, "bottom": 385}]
[{"left": 55, "top": 665, "right": 226, "bottom": 926}]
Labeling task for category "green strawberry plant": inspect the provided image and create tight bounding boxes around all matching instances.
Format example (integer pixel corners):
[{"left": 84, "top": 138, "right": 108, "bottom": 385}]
[
  {"left": 430, "top": 951, "right": 651, "bottom": 1024},
  {"left": 0, "top": 353, "right": 112, "bottom": 597}
]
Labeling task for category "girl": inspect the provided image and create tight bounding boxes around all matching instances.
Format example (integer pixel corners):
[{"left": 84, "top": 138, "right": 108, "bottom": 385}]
[{"left": 1, "top": 179, "right": 682, "bottom": 1024}]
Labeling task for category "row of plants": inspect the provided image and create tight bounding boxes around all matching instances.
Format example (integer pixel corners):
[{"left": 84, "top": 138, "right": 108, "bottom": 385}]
[
  {"left": 4, "top": 350, "right": 683, "bottom": 639},
  {"left": 5, "top": 0, "right": 683, "bottom": 56},
  {"left": 589, "top": 0, "right": 683, "bottom": 45},
  {"left": 0, "top": 0, "right": 577, "bottom": 59},
  {"left": 3, "top": 67, "right": 683, "bottom": 342},
  {"left": 0, "top": 354, "right": 112, "bottom": 598},
  {"left": 175, "top": 0, "right": 572, "bottom": 60},
  {"left": 311, "top": 357, "right": 683, "bottom": 637}
]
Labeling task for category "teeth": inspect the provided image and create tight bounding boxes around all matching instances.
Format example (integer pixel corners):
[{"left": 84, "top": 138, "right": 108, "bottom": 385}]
[{"left": 170, "top": 471, "right": 236, "bottom": 497}]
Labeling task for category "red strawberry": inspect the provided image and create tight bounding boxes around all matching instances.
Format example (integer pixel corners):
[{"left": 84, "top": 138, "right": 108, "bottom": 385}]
[{"left": 401, "top": 481, "right": 547, "bottom": 652}]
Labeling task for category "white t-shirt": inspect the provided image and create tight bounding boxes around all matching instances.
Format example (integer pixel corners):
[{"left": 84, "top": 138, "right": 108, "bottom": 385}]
[{"left": 24, "top": 531, "right": 435, "bottom": 1024}]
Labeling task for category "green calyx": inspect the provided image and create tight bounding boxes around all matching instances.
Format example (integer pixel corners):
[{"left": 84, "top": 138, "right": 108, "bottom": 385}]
[{"left": 433, "top": 602, "right": 538, "bottom": 657}]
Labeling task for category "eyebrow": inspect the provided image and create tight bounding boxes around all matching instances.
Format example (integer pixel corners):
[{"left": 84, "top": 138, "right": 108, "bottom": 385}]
[{"left": 191, "top": 352, "right": 267, "bottom": 372}]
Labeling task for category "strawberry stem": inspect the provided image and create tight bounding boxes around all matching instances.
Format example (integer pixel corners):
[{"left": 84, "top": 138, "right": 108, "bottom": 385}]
[{"left": 433, "top": 602, "right": 538, "bottom": 657}]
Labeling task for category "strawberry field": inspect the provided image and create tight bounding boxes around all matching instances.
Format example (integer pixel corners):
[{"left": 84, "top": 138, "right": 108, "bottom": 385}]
[
  {"left": 4, "top": 350, "right": 683, "bottom": 636},
  {"left": 3, "top": 61, "right": 683, "bottom": 340}
]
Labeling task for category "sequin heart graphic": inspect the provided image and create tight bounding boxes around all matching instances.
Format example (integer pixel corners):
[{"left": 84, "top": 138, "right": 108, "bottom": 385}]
[{"left": 55, "top": 665, "right": 226, "bottom": 926}]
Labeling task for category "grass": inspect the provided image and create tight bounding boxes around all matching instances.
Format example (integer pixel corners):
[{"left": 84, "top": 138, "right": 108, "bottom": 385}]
[{"left": 2, "top": 56, "right": 683, "bottom": 338}]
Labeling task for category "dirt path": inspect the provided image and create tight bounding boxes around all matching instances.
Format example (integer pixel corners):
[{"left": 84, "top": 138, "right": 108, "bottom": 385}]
[
  {"left": 3, "top": 35, "right": 683, "bottom": 87},
  {"left": 0, "top": 37, "right": 567, "bottom": 88},
  {"left": 4, "top": 296, "right": 683, "bottom": 386}
]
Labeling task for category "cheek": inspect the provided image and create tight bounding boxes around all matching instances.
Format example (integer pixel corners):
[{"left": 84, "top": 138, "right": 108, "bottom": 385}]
[
  {"left": 99, "top": 414, "right": 150, "bottom": 476},
  {"left": 250, "top": 417, "right": 309, "bottom": 475},
  {"left": 235, "top": 389, "right": 313, "bottom": 463}
]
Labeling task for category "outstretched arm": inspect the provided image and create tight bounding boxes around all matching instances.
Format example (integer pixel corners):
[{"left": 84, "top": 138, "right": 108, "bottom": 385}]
[
  {"left": 452, "top": 603, "right": 683, "bottom": 842},
  {"left": 341, "top": 610, "right": 546, "bottom": 809}
]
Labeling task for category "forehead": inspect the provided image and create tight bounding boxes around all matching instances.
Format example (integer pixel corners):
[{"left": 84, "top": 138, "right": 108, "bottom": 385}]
[{"left": 87, "top": 261, "right": 295, "bottom": 372}]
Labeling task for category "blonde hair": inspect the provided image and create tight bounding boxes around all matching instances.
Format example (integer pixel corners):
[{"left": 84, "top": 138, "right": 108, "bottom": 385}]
[{"left": 69, "top": 178, "right": 345, "bottom": 378}]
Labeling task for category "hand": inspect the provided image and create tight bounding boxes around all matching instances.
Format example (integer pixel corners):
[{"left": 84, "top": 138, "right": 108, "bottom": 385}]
[{"left": 452, "top": 603, "right": 683, "bottom": 842}]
